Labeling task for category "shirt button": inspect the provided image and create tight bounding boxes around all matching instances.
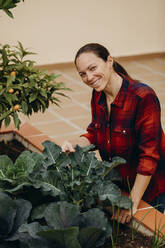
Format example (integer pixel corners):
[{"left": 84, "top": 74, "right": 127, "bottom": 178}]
[
  {"left": 123, "top": 130, "right": 126, "bottom": 134},
  {"left": 107, "top": 140, "right": 110, "bottom": 144}
]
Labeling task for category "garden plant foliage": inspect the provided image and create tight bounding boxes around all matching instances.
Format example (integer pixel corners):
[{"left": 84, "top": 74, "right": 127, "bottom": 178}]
[
  {"left": 0, "top": 42, "right": 70, "bottom": 129},
  {"left": 0, "top": 140, "right": 132, "bottom": 247}
]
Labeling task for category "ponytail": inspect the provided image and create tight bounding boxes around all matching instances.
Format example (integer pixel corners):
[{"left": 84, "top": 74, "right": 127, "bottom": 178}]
[{"left": 113, "top": 61, "right": 129, "bottom": 77}]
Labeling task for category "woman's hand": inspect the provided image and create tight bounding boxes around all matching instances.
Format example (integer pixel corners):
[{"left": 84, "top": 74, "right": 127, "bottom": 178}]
[
  {"left": 61, "top": 137, "right": 91, "bottom": 153},
  {"left": 61, "top": 140, "right": 75, "bottom": 153},
  {"left": 111, "top": 174, "right": 152, "bottom": 224},
  {"left": 111, "top": 205, "right": 137, "bottom": 224}
]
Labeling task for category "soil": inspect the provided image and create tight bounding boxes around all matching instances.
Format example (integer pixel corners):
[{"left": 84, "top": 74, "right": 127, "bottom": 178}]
[
  {"left": 101, "top": 224, "right": 160, "bottom": 248},
  {"left": 0, "top": 139, "right": 28, "bottom": 162}
]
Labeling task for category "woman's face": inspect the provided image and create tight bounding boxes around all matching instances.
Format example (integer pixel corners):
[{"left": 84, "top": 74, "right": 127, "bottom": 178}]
[{"left": 76, "top": 52, "right": 113, "bottom": 92}]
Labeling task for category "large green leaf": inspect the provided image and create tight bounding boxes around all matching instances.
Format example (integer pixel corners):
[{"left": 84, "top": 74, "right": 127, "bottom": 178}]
[
  {"left": 101, "top": 156, "right": 126, "bottom": 179},
  {"left": 0, "top": 192, "right": 17, "bottom": 238},
  {"left": 98, "top": 181, "right": 121, "bottom": 205},
  {"left": 33, "top": 171, "right": 63, "bottom": 198},
  {"left": 104, "top": 168, "right": 122, "bottom": 182},
  {"left": 78, "top": 208, "right": 111, "bottom": 248},
  {"left": 19, "top": 222, "right": 52, "bottom": 248},
  {"left": 78, "top": 227, "right": 105, "bottom": 248},
  {"left": 14, "top": 150, "right": 37, "bottom": 175},
  {"left": 0, "top": 151, "right": 43, "bottom": 193},
  {"left": 42, "top": 140, "right": 62, "bottom": 167},
  {"left": 82, "top": 208, "right": 111, "bottom": 234},
  {"left": 44, "top": 201, "right": 80, "bottom": 229},
  {"left": 98, "top": 181, "right": 132, "bottom": 209},
  {"left": 0, "top": 155, "right": 14, "bottom": 177},
  {"left": 31, "top": 203, "right": 49, "bottom": 221},
  {"left": 38, "top": 227, "right": 81, "bottom": 248},
  {"left": 5, "top": 182, "right": 33, "bottom": 194},
  {"left": 116, "top": 194, "right": 132, "bottom": 209},
  {"left": 6, "top": 199, "right": 32, "bottom": 241}
]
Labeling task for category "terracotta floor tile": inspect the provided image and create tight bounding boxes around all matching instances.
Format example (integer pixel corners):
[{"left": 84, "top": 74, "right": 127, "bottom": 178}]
[
  {"left": 134, "top": 72, "right": 165, "bottom": 83},
  {"left": 34, "top": 121, "right": 80, "bottom": 136},
  {"left": 19, "top": 111, "right": 59, "bottom": 124},
  {"left": 71, "top": 117, "right": 91, "bottom": 130},
  {"left": 135, "top": 59, "right": 165, "bottom": 73},
  {"left": 50, "top": 104, "right": 90, "bottom": 119},
  {"left": 61, "top": 78, "right": 88, "bottom": 92},
  {"left": 126, "top": 64, "right": 151, "bottom": 75},
  {"left": 71, "top": 91, "right": 92, "bottom": 103}
]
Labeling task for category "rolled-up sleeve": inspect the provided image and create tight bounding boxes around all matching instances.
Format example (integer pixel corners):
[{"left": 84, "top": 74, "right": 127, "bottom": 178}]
[
  {"left": 136, "top": 93, "right": 161, "bottom": 175},
  {"left": 81, "top": 122, "right": 96, "bottom": 145}
]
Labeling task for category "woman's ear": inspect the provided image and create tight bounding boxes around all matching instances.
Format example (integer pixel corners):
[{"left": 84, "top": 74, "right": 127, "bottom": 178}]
[{"left": 107, "top": 55, "right": 113, "bottom": 68}]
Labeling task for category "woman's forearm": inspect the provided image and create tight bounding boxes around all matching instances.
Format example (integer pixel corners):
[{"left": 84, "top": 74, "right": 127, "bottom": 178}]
[{"left": 130, "top": 173, "right": 152, "bottom": 209}]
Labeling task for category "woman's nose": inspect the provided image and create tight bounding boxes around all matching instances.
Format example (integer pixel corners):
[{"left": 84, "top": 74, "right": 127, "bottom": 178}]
[{"left": 86, "top": 72, "right": 93, "bottom": 82}]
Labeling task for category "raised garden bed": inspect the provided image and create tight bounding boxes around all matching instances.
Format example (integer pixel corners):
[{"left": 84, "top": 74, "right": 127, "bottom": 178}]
[
  {"left": 0, "top": 122, "right": 165, "bottom": 248},
  {"left": 0, "top": 139, "right": 28, "bottom": 162}
]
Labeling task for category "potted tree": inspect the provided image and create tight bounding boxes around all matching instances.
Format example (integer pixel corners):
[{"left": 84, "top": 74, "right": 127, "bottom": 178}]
[
  {"left": 0, "top": 41, "right": 69, "bottom": 129},
  {"left": 0, "top": 1, "right": 70, "bottom": 158}
]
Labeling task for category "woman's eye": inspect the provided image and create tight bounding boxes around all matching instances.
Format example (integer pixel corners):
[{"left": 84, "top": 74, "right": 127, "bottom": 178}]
[
  {"left": 90, "top": 66, "right": 96, "bottom": 71},
  {"left": 80, "top": 73, "right": 86, "bottom": 78}
]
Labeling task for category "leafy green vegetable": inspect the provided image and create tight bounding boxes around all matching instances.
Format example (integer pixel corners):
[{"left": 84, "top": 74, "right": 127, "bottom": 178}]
[
  {"left": 0, "top": 192, "right": 32, "bottom": 242},
  {"left": 18, "top": 222, "right": 52, "bottom": 248},
  {"left": 0, "top": 151, "right": 43, "bottom": 194},
  {"left": 0, "top": 140, "right": 131, "bottom": 210},
  {"left": 0, "top": 140, "right": 132, "bottom": 247},
  {"left": 20, "top": 201, "right": 111, "bottom": 248}
]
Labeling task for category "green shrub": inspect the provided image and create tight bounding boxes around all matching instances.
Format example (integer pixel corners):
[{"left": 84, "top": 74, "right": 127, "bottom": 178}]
[{"left": 0, "top": 42, "right": 70, "bottom": 129}]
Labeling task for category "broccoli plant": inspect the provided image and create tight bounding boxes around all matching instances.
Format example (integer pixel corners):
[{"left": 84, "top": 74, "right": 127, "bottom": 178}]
[{"left": 0, "top": 141, "right": 132, "bottom": 247}]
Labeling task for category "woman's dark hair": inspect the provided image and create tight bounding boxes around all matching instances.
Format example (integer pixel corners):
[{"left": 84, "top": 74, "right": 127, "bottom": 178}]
[{"left": 75, "top": 43, "right": 129, "bottom": 77}]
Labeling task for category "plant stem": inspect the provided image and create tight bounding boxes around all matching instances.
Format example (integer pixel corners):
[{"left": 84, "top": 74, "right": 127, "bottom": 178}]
[{"left": 86, "top": 158, "right": 93, "bottom": 176}]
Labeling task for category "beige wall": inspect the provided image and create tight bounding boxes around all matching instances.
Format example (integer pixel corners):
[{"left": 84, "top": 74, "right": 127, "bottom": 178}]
[{"left": 0, "top": 0, "right": 165, "bottom": 65}]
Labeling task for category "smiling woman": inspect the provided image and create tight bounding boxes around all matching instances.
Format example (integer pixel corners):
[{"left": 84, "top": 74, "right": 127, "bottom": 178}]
[{"left": 61, "top": 43, "right": 165, "bottom": 222}]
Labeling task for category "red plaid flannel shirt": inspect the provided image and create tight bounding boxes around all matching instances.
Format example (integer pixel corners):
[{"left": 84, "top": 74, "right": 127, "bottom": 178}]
[{"left": 82, "top": 74, "right": 165, "bottom": 202}]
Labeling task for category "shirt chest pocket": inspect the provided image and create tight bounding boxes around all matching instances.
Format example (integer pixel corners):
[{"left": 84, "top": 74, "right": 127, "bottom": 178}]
[
  {"left": 93, "top": 122, "right": 105, "bottom": 146},
  {"left": 111, "top": 127, "right": 131, "bottom": 154}
]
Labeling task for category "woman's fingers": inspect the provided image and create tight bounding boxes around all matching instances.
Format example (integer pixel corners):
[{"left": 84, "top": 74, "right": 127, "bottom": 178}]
[
  {"left": 111, "top": 207, "right": 136, "bottom": 224},
  {"left": 61, "top": 140, "right": 75, "bottom": 153}
]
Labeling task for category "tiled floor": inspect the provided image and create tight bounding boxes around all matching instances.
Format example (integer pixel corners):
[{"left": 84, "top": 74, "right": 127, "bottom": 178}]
[{"left": 19, "top": 54, "right": 165, "bottom": 147}]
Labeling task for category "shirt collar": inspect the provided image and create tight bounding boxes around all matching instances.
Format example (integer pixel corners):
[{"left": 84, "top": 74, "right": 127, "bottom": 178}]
[{"left": 98, "top": 74, "right": 129, "bottom": 108}]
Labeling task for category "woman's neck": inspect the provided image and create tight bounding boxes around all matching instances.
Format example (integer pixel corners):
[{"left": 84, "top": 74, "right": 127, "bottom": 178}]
[{"left": 104, "top": 71, "right": 123, "bottom": 103}]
